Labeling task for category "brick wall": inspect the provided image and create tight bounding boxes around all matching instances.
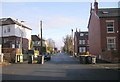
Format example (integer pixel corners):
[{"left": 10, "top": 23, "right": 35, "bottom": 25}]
[{"left": 88, "top": 12, "right": 101, "bottom": 57}]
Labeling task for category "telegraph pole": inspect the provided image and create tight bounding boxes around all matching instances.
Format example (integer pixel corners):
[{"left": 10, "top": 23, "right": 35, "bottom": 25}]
[
  {"left": 71, "top": 29, "right": 74, "bottom": 56},
  {"left": 40, "top": 21, "right": 43, "bottom": 55},
  {"left": 20, "top": 21, "right": 24, "bottom": 55}
]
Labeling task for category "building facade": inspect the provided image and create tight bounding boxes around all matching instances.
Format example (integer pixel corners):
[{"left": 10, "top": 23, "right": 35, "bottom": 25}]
[
  {"left": 74, "top": 30, "right": 89, "bottom": 56},
  {"left": 31, "top": 35, "right": 46, "bottom": 54},
  {"left": 88, "top": 1, "right": 120, "bottom": 62},
  {"left": 0, "top": 18, "right": 32, "bottom": 62}
]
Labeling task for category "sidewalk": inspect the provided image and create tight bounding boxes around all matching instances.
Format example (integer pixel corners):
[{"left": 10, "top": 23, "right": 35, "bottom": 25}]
[
  {"left": 96, "top": 59, "right": 120, "bottom": 64},
  {"left": 96, "top": 59, "right": 111, "bottom": 63},
  {"left": 0, "top": 62, "right": 11, "bottom": 67}
]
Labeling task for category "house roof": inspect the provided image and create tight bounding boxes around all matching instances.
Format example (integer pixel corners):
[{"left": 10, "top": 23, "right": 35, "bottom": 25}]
[
  {"left": 88, "top": 8, "right": 120, "bottom": 28},
  {"left": 31, "top": 35, "right": 45, "bottom": 41},
  {"left": 0, "top": 18, "right": 32, "bottom": 30},
  {"left": 97, "top": 8, "right": 120, "bottom": 17}
]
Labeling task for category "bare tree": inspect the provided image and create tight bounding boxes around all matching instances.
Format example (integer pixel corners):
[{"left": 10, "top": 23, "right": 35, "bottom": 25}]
[
  {"left": 63, "top": 35, "right": 73, "bottom": 54},
  {"left": 46, "top": 38, "right": 55, "bottom": 54}
]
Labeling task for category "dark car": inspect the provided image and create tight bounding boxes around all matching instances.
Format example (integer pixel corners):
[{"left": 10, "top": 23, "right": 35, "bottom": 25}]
[{"left": 44, "top": 53, "right": 51, "bottom": 60}]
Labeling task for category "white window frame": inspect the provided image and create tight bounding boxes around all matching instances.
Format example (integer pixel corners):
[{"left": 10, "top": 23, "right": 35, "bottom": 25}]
[
  {"left": 82, "top": 40, "right": 85, "bottom": 44},
  {"left": 107, "top": 37, "right": 116, "bottom": 50},
  {"left": 79, "top": 40, "right": 85, "bottom": 44},
  {"left": 80, "top": 33, "right": 84, "bottom": 36},
  {"left": 79, "top": 40, "right": 82, "bottom": 44},
  {"left": 106, "top": 20, "right": 114, "bottom": 33},
  {"left": 79, "top": 47, "right": 86, "bottom": 53}
]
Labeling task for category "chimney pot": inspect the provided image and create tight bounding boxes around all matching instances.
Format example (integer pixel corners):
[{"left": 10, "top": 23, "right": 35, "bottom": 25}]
[{"left": 94, "top": 0, "right": 98, "bottom": 14}]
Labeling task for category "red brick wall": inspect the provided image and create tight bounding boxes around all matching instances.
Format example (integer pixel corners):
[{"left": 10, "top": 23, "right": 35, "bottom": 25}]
[
  {"left": 100, "top": 17, "right": 120, "bottom": 62},
  {"left": 22, "top": 38, "right": 29, "bottom": 51},
  {"left": 118, "top": 17, "right": 120, "bottom": 53},
  {"left": 100, "top": 17, "right": 119, "bottom": 52},
  {"left": 88, "top": 12, "right": 101, "bottom": 57}
]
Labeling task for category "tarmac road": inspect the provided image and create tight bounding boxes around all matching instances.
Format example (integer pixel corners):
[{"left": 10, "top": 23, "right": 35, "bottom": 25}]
[{"left": 2, "top": 52, "right": 120, "bottom": 80}]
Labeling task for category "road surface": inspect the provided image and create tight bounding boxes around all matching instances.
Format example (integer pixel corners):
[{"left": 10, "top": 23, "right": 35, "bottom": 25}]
[{"left": 2, "top": 53, "right": 120, "bottom": 80}]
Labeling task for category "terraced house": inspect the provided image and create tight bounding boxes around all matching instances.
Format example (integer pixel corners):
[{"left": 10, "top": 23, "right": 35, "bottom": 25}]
[
  {"left": 0, "top": 18, "right": 32, "bottom": 63},
  {"left": 88, "top": 1, "right": 120, "bottom": 62},
  {"left": 74, "top": 29, "right": 89, "bottom": 56}
]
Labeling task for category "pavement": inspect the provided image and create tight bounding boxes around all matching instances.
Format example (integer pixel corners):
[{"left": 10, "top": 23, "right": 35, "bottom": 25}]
[{"left": 0, "top": 62, "right": 11, "bottom": 67}]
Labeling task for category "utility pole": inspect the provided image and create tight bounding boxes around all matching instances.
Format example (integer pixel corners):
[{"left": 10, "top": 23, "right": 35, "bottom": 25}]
[
  {"left": 0, "top": 20, "right": 4, "bottom": 62},
  {"left": 71, "top": 29, "right": 74, "bottom": 56},
  {"left": 40, "top": 21, "right": 43, "bottom": 55},
  {"left": 20, "top": 21, "right": 24, "bottom": 55},
  {"left": 0, "top": 20, "right": 3, "bottom": 54}
]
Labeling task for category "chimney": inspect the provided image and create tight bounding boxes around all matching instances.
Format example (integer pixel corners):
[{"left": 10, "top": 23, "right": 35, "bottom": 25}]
[
  {"left": 90, "top": 3, "right": 92, "bottom": 14},
  {"left": 76, "top": 28, "right": 78, "bottom": 32},
  {"left": 94, "top": 0, "right": 98, "bottom": 14}
]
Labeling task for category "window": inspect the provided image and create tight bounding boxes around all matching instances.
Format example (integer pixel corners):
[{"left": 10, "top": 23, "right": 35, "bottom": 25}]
[
  {"left": 79, "top": 47, "right": 86, "bottom": 53},
  {"left": 16, "top": 41, "right": 20, "bottom": 48},
  {"left": 80, "top": 33, "right": 84, "bottom": 36},
  {"left": 83, "top": 40, "right": 85, "bottom": 44},
  {"left": 79, "top": 40, "right": 81, "bottom": 44},
  {"left": 4, "top": 29, "right": 6, "bottom": 33},
  {"left": 86, "top": 33, "right": 88, "bottom": 36},
  {"left": 7, "top": 26, "right": 10, "bottom": 32},
  {"left": 102, "top": 11, "right": 109, "bottom": 14},
  {"left": 106, "top": 20, "right": 114, "bottom": 33},
  {"left": 4, "top": 38, "right": 9, "bottom": 43},
  {"left": 79, "top": 40, "right": 85, "bottom": 44},
  {"left": 107, "top": 37, "right": 116, "bottom": 50}
]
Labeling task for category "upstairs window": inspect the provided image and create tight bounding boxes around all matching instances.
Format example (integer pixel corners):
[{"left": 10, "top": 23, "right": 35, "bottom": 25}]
[
  {"left": 4, "top": 29, "right": 6, "bottom": 33},
  {"left": 79, "top": 40, "right": 85, "bottom": 44},
  {"left": 80, "top": 33, "right": 84, "bottom": 36},
  {"left": 7, "top": 26, "right": 10, "bottom": 32},
  {"left": 106, "top": 20, "right": 114, "bottom": 33}
]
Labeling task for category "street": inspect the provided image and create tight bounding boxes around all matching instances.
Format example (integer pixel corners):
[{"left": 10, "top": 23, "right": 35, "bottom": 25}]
[{"left": 2, "top": 53, "right": 120, "bottom": 80}]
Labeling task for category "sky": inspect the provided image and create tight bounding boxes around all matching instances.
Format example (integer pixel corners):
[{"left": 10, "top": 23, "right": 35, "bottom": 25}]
[{"left": 1, "top": 0, "right": 119, "bottom": 50}]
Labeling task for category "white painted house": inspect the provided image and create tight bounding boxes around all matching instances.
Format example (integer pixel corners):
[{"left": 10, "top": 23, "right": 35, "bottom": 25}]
[{"left": 0, "top": 18, "right": 32, "bottom": 62}]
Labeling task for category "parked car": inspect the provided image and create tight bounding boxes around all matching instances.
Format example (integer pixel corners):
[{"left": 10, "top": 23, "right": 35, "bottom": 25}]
[{"left": 44, "top": 53, "right": 51, "bottom": 60}]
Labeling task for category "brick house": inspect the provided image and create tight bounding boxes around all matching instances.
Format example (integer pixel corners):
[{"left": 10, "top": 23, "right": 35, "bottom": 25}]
[
  {"left": 0, "top": 18, "right": 32, "bottom": 62},
  {"left": 88, "top": 1, "right": 120, "bottom": 62},
  {"left": 31, "top": 35, "right": 46, "bottom": 54},
  {"left": 74, "top": 29, "right": 89, "bottom": 56}
]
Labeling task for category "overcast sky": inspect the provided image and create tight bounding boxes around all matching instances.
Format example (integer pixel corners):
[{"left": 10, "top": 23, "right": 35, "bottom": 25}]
[{"left": 1, "top": 0, "right": 119, "bottom": 49}]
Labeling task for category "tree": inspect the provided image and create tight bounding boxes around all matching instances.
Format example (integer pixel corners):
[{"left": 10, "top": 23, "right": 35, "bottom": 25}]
[
  {"left": 62, "top": 35, "right": 73, "bottom": 54},
  {"left": 46, "top": 38, "right": 55, "bottom": 54}
]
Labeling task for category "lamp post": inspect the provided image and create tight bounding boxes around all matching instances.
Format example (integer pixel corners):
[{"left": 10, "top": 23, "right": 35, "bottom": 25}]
[{"left": 40, "top": 21, "right": 43, "bottom": 55}]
